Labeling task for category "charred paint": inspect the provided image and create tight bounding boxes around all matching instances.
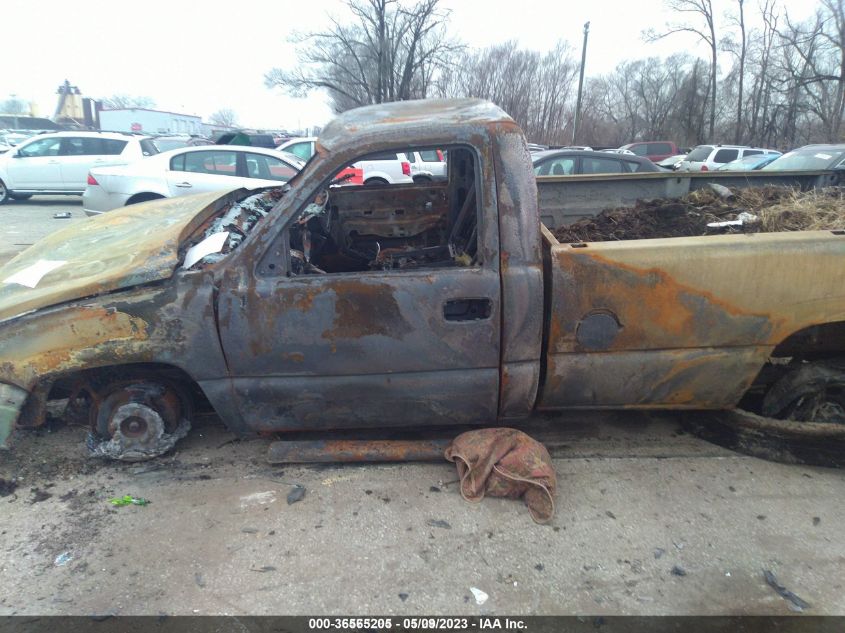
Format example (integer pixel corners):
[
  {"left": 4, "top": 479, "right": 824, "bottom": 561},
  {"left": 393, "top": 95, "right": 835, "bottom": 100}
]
[
  {"left": 0, "top": 191, "right": 224, "bottom": 324},
  {"left": 321, "top": 280, "right": 411, "bottom": 341},
  {"left": 0, "top": 306, "right": 149, "bottom": 384}
]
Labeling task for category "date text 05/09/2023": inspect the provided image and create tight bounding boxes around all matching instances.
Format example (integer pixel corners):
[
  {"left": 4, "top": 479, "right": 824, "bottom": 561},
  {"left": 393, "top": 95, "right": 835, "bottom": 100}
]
[{"left": 307, "top": 617, "right": 528, "bottom": 630}]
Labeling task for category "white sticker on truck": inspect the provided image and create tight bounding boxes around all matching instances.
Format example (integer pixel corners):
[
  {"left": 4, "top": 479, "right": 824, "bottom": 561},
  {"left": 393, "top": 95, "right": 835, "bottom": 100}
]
[{"left": 3, "top": 260, "right": 67, "bottom": 288}]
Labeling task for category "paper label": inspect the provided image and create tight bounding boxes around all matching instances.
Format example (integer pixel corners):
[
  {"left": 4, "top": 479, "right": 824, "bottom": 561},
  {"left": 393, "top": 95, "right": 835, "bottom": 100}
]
[
  {"left": 3, "top": 260, "right": 67, "bottom": 288},
  {"left": 182, "top": 232, "right": 229, "bottom": 269}
]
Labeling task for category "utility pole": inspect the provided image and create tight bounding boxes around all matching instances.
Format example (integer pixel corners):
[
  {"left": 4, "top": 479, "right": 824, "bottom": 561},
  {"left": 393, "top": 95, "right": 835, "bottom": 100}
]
[{"left": 572, "top": 21, "right": 590, "bottom": 146}]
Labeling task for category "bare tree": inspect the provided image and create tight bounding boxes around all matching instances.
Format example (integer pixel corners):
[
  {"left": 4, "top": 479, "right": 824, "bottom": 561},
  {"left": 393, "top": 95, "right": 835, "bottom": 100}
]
[
  {"left": 265, "top": 0, "right": 461, "bottom": 113},
  {"left": 645, "top": 0, "right": 718, "bottom": 140},
  {"left": 583, "top": 53, "right": 710, "bottom": 146},
  {"left": 100, "top": 94, "right": 156, "bottom": 109},
  {"left": 209, "top": 109, "right": 239, "bottom": 128},
  {"left": 0, "top": 96, "right": 28, "bottom": 115},
  {"left": 722, "top": 0, "right": 748, "bottom": 142},
  {"left": 435, "top": 40, "right": 578, "bottom": 144},
  {"left": 777, "top": 0, "right": 845, "bottom": 142},
  {"left": 743, "top": 0, "right": 780, "bottom": 146}
]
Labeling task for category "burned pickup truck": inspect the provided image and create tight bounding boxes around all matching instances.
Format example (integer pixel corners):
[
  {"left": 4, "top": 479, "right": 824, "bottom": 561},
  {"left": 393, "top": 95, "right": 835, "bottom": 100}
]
[{"left": 0, "top": 99, "right": 843, "bottom": 461}]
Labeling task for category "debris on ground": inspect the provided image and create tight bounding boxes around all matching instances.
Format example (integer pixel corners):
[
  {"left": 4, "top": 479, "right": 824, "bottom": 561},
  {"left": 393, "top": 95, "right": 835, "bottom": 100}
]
[
  {"left": 52, "top": 212, "right": 72, "bottom": 219},
  {"left": 250, "top": 566, "right": 276, "bottom": 573},
  {"left": 671, "top": 565, "right": 687, "bottom": 577},
  {"left": 469, "top": 587, "right": 489, "bottom": 605},
  {"left": 29, "top": 487, "right": 52, "bottom": 503},
  {"left": 0, "top": 478, "right": 18, "bottom": 497},
  {"left": 286, "top": 485, "right": 306, "bottom": 505},
  {"left": 654, "top": 548, "right": 666, "bottom": 559},
  {"left": 553, "top": 186, "right": 845, "bottom": 243},
  {"left": 426, "top": 519, "right": 452, "bottom": 529},
  {"left": 109, "top": 495, "right": 151, "bottom": 507},
  {"left": 54, "top": 551, "right": 73, "bottom": 566},
  {"left": 398, "top": 592, "right": 409, "bottom": 602},
  {"left": 445, "top": 428, "right": 556, "bottom": 524},
  {"left": 763, "top": 569, "right": 811, "bottom": 611}
]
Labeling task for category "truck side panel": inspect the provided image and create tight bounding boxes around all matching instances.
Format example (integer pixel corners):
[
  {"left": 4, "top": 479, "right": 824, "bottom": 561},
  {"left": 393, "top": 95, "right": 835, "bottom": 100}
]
[{"left": 538, "top": 228, "right": 845, "bottom": 409}]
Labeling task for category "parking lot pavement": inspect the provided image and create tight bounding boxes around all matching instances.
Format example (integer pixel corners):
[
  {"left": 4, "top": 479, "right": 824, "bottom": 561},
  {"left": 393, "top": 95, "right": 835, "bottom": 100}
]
[
  {"left": 1, "top": 410, "right": 844, "bottom": 616},
  {"left": 0, "top": 196, "right": 85, "bottom": 266}
]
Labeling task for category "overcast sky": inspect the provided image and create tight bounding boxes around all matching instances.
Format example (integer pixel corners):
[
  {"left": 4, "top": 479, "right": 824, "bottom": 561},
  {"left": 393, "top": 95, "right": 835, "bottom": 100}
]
[{"left": 5, "top": 0, "right": 818, "bottom": 132}]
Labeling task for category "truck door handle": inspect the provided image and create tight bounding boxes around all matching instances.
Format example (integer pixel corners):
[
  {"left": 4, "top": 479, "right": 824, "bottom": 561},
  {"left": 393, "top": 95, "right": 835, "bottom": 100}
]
[
  {"left": 443, "top": 298, "right": 492, "bottom": 321},
  {"left": 174, "top": 182, "right": 193, "bottom": 188}
]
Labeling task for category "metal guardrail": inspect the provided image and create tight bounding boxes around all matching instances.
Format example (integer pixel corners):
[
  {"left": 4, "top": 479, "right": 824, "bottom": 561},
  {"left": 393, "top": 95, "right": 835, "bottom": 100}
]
[{"left": 537, "top": 170, "right": 842, "bottom": 228}]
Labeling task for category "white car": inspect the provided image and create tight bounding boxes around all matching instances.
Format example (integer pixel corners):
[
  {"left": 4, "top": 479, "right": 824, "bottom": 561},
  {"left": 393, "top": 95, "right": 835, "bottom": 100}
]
[
  {"left": 0, "top": 131, "right": 157, "bottom": 204},
  {"left": 278, "top": 138, "right": 417, "bottom": 185},
  {"left": 277, "top": 136, "right": 317, "bottom": 161},
  {"left": 407, "top": 149, "right": 447, "bottom": 182},
  {"left": 83, "top": 146, "right": 305, "bottom": 216},
  {"left": 676, "top": 145, "right": 781, "bottom": 172},
  {"left": 355, "top": 151, "right": 414, "bottom": 185}
]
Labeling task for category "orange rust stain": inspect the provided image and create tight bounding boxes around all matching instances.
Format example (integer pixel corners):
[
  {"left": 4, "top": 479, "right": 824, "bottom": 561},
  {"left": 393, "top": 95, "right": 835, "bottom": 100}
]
[
  {"left": 0, "top": 306, "right": 149, "bottom": 384},
  {"left": 501, "top": 250, "right": 511, "bottom": 273},
  {"left": 549, "top": 248, "right": 775, "bottom": 353},
  {"left": 291, "top": 288, "right": 319, "bottom": 311},
  {"left": 282, "top": 352, "right": 305, "bottom": 363}
]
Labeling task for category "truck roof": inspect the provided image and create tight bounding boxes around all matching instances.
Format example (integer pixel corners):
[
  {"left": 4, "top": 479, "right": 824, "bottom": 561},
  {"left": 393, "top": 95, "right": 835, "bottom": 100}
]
[{"left": 317, "top": 99, "right": 513, "bottom": 154}]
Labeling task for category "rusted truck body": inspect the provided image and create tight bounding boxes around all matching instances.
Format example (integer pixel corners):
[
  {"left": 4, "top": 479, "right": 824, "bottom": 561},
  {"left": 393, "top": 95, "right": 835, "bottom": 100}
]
[{"left": 0, "top": 99, "right": 843, "bottom": 459}]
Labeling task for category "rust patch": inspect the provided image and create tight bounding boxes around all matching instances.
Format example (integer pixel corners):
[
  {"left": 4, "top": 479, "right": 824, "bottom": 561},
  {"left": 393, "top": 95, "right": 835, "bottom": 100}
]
[
  {"left": 0, "top": 306, "right": 149, "bottom": 385},
  {"left": 549, "top": 248, "right": 775, "bottom": 353},
  {"left": 291, "top": 288, "right": 318, "bottom": 311},
  {"left": 268, "top": 439, "right": 450, "bottom": 463},
  {"left": 321, "top": 280, "right": 412, "bottom": 341},
  {"left": 282, "top": 352, "right": 305, "bottom": 363},
  {"left": 501, "top": 250, "right": 511, "bottom": 273}
]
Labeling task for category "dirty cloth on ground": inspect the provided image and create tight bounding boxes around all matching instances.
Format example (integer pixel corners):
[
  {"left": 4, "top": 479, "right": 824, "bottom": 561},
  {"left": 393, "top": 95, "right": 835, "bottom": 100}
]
[{"left": 444, "top": 428, "right": 556, "bottom": 524}]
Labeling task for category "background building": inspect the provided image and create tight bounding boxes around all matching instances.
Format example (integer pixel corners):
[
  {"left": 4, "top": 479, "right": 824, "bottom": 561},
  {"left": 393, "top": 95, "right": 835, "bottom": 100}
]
[{"left": 99, "top": 108, "right": 204, "bottom": 135}]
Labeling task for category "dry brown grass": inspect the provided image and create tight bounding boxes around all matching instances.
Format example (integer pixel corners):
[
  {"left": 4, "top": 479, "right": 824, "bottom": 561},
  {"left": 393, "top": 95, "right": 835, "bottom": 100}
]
[{"left": 552, "top": 186, "right": 845, "bottom": 243}]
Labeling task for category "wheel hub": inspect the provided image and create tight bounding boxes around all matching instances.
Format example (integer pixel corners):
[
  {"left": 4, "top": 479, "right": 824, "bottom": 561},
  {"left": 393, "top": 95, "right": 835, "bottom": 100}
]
[{"left": 110, "top": 402, "right": 165, "bottom": 449}]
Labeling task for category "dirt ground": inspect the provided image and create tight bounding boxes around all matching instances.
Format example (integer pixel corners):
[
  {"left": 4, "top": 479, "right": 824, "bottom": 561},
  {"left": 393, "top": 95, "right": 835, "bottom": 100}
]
[
  {"left": 552, "top": 186, "right": 845, "bottom": 243},
  {"left": 2, "top": 410, "right": 844, "bottom": 616}
]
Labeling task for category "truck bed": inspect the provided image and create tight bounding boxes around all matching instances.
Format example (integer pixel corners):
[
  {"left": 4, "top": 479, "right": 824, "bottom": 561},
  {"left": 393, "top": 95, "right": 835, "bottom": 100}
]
[{"left": 537, "top": 224, "right": 845, "bottom": 409}]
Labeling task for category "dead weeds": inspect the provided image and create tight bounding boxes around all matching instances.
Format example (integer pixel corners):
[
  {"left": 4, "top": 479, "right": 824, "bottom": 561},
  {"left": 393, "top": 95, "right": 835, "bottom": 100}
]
[{"left": 552, "top": 186, "right": 845, "bottom": 243}]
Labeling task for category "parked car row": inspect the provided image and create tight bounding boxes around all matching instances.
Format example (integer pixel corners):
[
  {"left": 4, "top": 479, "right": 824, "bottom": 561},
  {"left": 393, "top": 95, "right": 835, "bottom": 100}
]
[
  {"left": 277, "top": 137, "right": 447, "bottom": 184},
  {"left": 82, "top": 146, "right": 306, "bottom": 216},
  {"left": 0, "top": 130, "right": 40, "bottom": 154},
  {"left": 3, "top": 128, "right": 844, "bottom": 213}
]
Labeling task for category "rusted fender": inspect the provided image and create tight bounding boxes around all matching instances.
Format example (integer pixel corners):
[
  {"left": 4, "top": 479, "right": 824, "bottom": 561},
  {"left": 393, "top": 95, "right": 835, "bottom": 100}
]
[{"left": 267, "top": 439, "right": 451, "bottom": 463}]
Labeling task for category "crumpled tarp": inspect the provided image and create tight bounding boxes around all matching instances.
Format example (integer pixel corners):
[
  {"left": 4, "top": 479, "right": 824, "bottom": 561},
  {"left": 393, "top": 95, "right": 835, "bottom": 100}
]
[{"left": 444, "top": 428, "right": 556, "bottom": 524}]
